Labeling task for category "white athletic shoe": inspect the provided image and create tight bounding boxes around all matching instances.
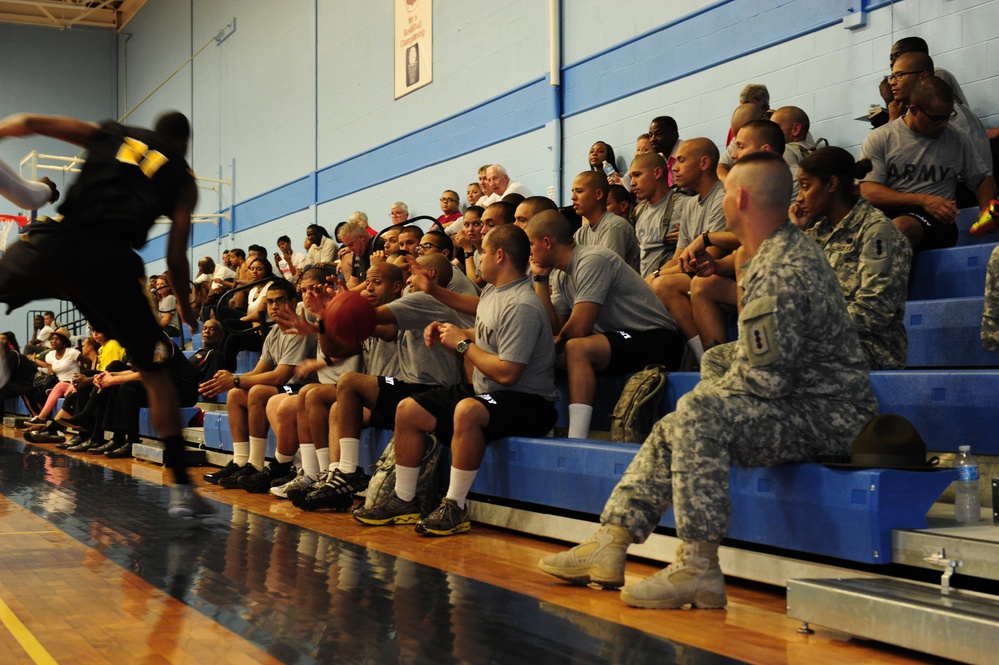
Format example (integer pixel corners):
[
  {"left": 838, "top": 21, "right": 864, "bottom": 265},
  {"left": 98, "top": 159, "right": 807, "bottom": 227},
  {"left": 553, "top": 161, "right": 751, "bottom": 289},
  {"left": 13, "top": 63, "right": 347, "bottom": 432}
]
[
  {"left": 168, "top": 485, "right": 214, "bottom": 518},
  {"left": 270, "top": 468, "right": 316, "bottom": 499}
]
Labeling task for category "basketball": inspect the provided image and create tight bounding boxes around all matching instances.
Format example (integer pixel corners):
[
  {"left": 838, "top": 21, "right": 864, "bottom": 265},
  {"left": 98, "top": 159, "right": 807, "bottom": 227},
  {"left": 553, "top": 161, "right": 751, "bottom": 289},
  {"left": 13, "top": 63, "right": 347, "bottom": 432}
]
[{"left": 323, "top": 290, "right": 376, "bottom": 347}]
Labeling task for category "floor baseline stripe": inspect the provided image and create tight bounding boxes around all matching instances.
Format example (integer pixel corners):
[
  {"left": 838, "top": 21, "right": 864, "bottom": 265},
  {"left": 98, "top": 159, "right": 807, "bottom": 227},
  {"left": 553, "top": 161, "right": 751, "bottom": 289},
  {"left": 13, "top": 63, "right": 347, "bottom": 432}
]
[{"left": 0, "top": 594, "right": 59, "bottom": 665}]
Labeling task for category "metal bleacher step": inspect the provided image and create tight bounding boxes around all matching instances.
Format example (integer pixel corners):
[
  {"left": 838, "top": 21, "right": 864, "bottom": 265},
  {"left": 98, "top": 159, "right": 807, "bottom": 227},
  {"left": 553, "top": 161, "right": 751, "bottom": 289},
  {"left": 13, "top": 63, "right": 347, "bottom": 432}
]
[
  {"left": 786, "top": 577, "right": 999, "bottom": 665},
  {"left": 132, "top": 440, "right": 206, "bottom": 467}
]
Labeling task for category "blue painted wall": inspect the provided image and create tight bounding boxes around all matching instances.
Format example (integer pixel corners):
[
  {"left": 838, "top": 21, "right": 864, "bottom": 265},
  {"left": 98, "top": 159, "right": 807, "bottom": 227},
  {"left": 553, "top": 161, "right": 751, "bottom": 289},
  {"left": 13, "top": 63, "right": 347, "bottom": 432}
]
[{"left": 1, "top": 0, "right": 997, "bottom": 340}]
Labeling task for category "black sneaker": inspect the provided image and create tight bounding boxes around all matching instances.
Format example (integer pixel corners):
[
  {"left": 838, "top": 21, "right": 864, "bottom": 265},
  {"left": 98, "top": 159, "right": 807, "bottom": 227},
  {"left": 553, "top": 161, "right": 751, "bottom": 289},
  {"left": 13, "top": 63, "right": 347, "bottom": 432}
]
[
  {"left": 352, "top": 491, "right": 421, "bottom": 526},
  {"left": 239, "top": 461, "right": 292, "bottom": 494},
  {"left": 415, "top": 498, "right": 471, "bottom": 536},
  {"left": 218, "top": 464, "right": 258, "bottom": 489},
  {"left": 203, "top": 460, "right": 240, "bottom": 485},
  {"left": 270, "top": 465, "right": 299, "bottom": 488},
  {"left": 295, "top": 468, "right": 371, "bottom": 511}
]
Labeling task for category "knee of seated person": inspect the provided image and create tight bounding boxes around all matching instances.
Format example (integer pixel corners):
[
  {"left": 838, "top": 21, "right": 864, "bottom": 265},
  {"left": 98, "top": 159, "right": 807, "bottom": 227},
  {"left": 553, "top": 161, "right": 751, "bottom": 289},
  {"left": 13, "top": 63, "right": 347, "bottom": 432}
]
[
  {"left": 454, "top": 397, "right": 487, "bottom": 425},
  {"left": 246, "top": 383, "right": 277, "bottom": 404}
]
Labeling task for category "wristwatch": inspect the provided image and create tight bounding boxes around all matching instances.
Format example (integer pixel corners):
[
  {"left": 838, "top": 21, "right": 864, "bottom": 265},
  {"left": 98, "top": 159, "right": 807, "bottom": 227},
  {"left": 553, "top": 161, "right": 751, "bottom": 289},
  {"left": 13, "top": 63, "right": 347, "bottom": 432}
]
[
  {"left": 456, "top": 339, "right": 473, "bottom": 354},
  {"left": 702, "top": 231, "right": 713, "bottom": 248},
  {"left": 233, "top": 375, "right": 241, "bottom": 388}
]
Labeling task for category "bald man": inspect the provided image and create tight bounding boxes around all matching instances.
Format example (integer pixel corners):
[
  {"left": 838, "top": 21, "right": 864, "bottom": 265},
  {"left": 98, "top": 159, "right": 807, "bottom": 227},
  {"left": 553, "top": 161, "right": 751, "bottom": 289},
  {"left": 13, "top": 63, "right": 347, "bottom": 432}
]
[
  {"left": 717, "top": 102, "right": 765, "bottom": 180},
  {"left": 628, "top": 152, "right": 684, "bottom": 278},
  {"left": 539, "top": 151, "right": 877, "bottom": 611},
  {"left": 647, "top": 138, "right": 727, "bottom": 361},
  {"left": 570, "top": 170, "right": 640, "bottom": 271}
]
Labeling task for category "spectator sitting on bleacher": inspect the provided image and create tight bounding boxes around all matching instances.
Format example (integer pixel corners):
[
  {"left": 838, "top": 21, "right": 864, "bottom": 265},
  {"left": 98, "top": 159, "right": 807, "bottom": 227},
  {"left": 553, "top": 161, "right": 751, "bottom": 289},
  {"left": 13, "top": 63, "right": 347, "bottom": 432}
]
[
  {"left": 195, "top": 256, "right": 235, "bottom": 319},
  {"left": 466, "top": 182, "right": 482, "bottom": 208},
  {"left": 190, "top": 318, "right": 224, "bottom": 386},
  {"left": 629, "top": 152, "right": 684, "bottom": 279},
  {"left": 389, "top": 201, "right": 410, "bottom": 226},
  {"left": 454, "top": 205, "right": 488, "bottom": 290},
  {"left": 538, "top": 152, "right": 878, "bottom": 610},
  {"left": 274, "top": 264, "right": 403, "bottom": 508},
  {"left": 481, "top": 165, "right": 531, "bottom": 206},
  {"left": 200, "top": 280, "right": 316, "bottom": 489},
  {"left": 720, "top": 119, "right": 787, "bottom": 187},
  {"left": 23, "top": 311, "right": 57, "bottom": 357},
  {"left": 527, "top": 210, "right": 683, "bottom": 439},
  {"left": 336, "top": 221, "right": 373, "bottom": 291},
  {"left": 771, "top": 106, "right": 817, "bottom": 195},
  {"left": 0, "top": 331, "right": 35, "bottom": 400},
  {"left": 648, "top": 138, "right": 727, "bottom": 363},
  {"left": 23, "top": 327, "right": 79, "bottom": 427},
  {"left": 65, "top": 335, "right": 199, "bottom": 459},
  {"left": 239, "top": 270, "right": 364, "bottom": 495},
  {"left": 648, "top": 116, "right": 681, "bottom": 187},
  {"left": 860, "top": 77, "right": 996, "bottom": 251},
  {"left": 396, "top": 224, "right": 423, "bottom": 257},
  {"left": 29, "top": 327, "right": 128, "bottom": 446},
  {"left": 716, "top": 103, "right": 765, "bottom": 181},
  {"left": 283, "top": 257, "right": 466, "bottom": 511},
  {"left": 275, "top": 234, "right": 306, "bottom": 281},
  {"left": 588, "top": 141, "right": 622, "bottom": 184},
  {"left": 153, "top": 276, "right": 182, "bottom": 338},
  {"left": 417, "top": 231, "right": 480, "bottom": 296},
  {"left": 513, "top": 195, "right": 559, "bottom": 230},
  {"left": 220, "top": 256, "right": 275, "bottom": 371},
  {"left": 354, "top": 225, "right": 558, "bottom": 535},
  {"left": 606, "top": 184, "right": 635, "bottom": 225},
  {"left": 788, "top": 147, "right": 912, "bottom": 370},
  {"left": 305, "top": 224, "right": 337, "bottom": 269},
  {"left": 571, "top": 171, "right": 640, "bottom": 272},
  {"left": 438, "top": 190, "right": 463, "bottom": 228},
  {"left": 634, "top": 133, "right": 652, "bottom": 157}
]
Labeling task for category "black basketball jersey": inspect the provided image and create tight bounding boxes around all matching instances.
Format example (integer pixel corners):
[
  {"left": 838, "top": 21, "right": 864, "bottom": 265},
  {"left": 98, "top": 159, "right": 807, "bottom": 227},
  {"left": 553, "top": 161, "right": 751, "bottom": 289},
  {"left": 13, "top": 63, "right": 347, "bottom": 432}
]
[{"left": 58, "top": 121, "right": 194, "bottom": 248}]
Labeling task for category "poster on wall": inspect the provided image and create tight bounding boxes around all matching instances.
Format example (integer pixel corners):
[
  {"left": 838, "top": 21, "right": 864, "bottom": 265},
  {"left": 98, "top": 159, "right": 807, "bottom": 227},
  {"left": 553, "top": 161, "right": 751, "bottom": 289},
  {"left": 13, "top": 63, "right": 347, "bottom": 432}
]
[{"left": 394, "top": 0, "right": 432, "bottom": 99}]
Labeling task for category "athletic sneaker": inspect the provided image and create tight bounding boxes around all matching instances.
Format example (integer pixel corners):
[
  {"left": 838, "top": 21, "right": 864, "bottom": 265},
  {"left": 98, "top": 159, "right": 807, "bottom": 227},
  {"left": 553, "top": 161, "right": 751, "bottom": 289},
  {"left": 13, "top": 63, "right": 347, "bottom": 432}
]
[
  {"left": 271, "top": 468, "right": 312, "bottom": 499},
  {"left": 270, "top": 466, "right": 299, "bottom": 488},
  {"left": 352, "top": 491, "right": 421, "bottom": 526},
  {"left": 239, "top": 461, "right": 293, "bottom": 493},
  {"left": 218, "top": 464, "right": 258, "bottom": 489},
  {"left": 203, "top": 460, "right": 240, "bottom": 485},
  {"left": 415, "top": 498, "right": 471, "bottom": 536},
  {"left": 295, "top": 468, "right": 371, "bottom": 512},
  {"left": 167, "top": 485, "right": 214, "bottom": 518}
]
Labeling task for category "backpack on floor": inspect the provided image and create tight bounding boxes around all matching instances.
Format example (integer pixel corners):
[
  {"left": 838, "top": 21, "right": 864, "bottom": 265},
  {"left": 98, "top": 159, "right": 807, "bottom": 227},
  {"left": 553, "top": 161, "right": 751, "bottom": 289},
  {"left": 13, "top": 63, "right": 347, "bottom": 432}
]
[
  {"left": 610, "top": 364, "right": 670, "bottom": 444},
  {"left": 364, "top": 433, "right": 444, "bottom": 517}
]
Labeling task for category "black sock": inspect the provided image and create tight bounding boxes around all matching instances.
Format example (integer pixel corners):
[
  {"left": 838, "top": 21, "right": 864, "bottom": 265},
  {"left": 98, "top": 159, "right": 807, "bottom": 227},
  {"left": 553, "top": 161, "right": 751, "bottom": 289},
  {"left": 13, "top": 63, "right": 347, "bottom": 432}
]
[{"left": 163, "top": 435, "right": 190, "bottom": 485}]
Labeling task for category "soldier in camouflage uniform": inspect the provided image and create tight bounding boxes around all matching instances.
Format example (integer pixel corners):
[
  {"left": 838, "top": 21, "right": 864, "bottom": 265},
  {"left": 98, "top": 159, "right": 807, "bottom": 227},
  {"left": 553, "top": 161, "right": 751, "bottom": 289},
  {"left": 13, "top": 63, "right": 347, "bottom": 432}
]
[
  {"left": 539, "top": 153, "right": 878, "bottom": 610},
  {"left": 982, "top": 245, "right": 999, "bottom": 350},
  {"left": 791, "top": 147, "right": 912, "bottom": 370}
]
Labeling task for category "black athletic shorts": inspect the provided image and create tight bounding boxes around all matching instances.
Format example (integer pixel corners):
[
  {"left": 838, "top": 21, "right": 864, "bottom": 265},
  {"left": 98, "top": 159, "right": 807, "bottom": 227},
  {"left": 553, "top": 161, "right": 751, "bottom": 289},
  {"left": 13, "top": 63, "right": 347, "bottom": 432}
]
[
  {"left": 0, "top": 223, "right": 165, "bottom": 371},
  {"left": 602, "top": 328, "right": 685, "bottom": 374},
  {"left": 411, "top": 384, "right": 557, "bottom": 445},
  {"left": 888, "top": 208, "right": 957, "bottom": 250},
  {"left": 370, "top": 376, "right": 436, "bottom": 429}
]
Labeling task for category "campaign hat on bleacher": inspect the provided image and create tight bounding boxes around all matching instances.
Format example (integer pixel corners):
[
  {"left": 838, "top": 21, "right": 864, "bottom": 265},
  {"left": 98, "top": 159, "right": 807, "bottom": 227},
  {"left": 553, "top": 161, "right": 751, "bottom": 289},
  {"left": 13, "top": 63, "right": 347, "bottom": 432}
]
[{"left": 826, "top": 414, "right": 940, "bottom": 471}]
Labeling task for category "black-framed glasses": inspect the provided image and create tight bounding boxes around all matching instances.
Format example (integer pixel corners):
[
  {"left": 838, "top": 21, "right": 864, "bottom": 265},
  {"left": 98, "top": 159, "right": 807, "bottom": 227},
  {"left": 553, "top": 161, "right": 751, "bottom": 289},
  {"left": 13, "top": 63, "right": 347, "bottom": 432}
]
[
  {"left": 887, "top": 70, "right": 924, "bottom": 82},
  {"left": 911, "top": 106, "right": 958, "bottom": 123},
  {"left": 418, "top": 242, "right": 442, "bottom": 252},
  {"left": 439, "top": 197, "right": 458, "bottom": 203}
]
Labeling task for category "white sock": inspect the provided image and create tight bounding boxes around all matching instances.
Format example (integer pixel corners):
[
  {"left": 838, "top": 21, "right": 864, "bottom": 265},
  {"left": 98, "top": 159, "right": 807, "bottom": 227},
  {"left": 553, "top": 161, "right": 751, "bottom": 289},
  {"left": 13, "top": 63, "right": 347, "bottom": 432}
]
[
  {"left": 338, "top": 437, "right": 360, "bottom": 473},
  {"left": 394, "top": 465, "right": 420, "bottom": 502},
  {"left": 445, "top": 467, "right": 478, "bottom": 509},
  {"left": 316, "top": 446, "right": 330, "bottom": 472},
  {"left": 233, "top": 441, "right": 250, "bottom": 466},
  {"left": 568, "top": 404, "right": 593, "bottom": 439},
  {"left": 275, "top": 451, "right": 295, "bottom": 464},
  {"left": 300, "top": 443, "right": 320, "bottom": 479},
  {"left": 0, "top": 158, "right": 52, "bottom": 209},
  {"left": 248, "top": 436, "right": 267, "bottom": 471},
  {"left": 687, "top": 335, "right": 704, "bottom": 362}
]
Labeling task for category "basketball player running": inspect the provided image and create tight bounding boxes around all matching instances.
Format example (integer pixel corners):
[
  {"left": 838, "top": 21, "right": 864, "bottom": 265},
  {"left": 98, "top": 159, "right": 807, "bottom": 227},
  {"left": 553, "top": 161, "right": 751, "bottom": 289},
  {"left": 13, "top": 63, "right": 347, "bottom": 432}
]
[{"left": 0, "top": 111, "right": 210, "bottom": 517}]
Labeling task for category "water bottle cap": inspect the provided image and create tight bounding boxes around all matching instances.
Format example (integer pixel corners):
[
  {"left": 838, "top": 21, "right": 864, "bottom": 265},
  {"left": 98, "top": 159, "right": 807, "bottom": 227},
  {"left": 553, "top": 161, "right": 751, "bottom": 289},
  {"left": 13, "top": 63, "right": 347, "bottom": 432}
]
[{"left": 958, "top": 445, "right": 970, "bottom": 452}]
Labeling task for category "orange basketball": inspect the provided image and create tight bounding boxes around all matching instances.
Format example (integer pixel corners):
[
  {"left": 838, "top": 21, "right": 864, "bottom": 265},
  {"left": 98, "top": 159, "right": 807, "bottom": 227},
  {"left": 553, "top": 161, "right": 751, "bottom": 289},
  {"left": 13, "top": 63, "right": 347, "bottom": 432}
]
[{"left": 323, "top": 290, "right": 376, "bottom": 347}]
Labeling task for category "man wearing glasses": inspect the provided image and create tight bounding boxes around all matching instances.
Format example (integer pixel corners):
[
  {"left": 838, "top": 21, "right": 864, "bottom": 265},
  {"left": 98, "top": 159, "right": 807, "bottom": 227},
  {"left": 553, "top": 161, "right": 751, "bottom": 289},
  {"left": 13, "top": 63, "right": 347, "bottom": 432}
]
[
  {"left": 860, "top": 76, "right": 995, "bottom": 250},
  {"left": 199, "top": 279, "right": 316, "bottom": 490},
  {"left": 417, "top": 230, "right": 480, "bottom": 296}
]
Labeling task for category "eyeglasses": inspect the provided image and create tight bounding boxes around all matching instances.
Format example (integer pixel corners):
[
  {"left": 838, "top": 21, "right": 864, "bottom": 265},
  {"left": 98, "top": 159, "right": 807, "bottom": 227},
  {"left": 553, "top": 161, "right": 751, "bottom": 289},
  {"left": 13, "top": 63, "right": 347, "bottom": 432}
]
[
  {"left": 911, "top": 106, "right": 958, "bottom": 124},
  {"left": 266, "top": 297, "right": 291, "bottom": 306},
  {"left": 390, "top": 211, "right": 405, "bottom": 217},
  {"left": 440, "top": 197, "right": 457, "bottom": 203},
  {"left": 887, "top": 70, "right": 924, "bottom": 82},
  {"left": 418, "top": 242, "right": 442, "bottom": 251}
]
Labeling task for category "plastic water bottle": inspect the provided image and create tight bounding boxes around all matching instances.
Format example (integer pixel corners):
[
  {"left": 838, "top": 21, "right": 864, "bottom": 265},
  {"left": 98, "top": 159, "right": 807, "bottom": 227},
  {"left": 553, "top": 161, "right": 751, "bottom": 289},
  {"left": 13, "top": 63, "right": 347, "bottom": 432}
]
[
  {"left": 602, "top": 160, "right": 617, "bottom": 178},
  {"left": 954, "top": 445, "right": 981, "bottom": 524}
]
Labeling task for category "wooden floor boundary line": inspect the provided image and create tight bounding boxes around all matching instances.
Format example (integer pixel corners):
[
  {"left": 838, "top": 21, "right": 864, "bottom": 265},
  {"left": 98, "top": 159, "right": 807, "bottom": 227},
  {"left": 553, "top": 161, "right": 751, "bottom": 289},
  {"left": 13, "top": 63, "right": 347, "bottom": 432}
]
[{"left": 0, "top": 594, "right": 59, "bottom": 665}]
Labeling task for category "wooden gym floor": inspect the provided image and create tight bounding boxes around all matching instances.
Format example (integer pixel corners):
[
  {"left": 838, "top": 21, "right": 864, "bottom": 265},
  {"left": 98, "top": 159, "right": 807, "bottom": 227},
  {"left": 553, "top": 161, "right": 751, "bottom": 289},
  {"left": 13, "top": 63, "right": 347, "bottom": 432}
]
[{"left": 0, "top": 429, "right": 957, "bottom": 664}]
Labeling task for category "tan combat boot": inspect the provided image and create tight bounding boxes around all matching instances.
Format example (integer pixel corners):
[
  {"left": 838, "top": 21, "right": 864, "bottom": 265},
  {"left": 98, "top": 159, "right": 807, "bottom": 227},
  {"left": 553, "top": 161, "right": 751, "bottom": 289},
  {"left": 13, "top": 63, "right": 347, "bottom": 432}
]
[
  {"left": 620, "top": 541, "right": 727, "bottom": 609},
  {"left": 538, "top": 524, "right": 631, "bottom": 588}
]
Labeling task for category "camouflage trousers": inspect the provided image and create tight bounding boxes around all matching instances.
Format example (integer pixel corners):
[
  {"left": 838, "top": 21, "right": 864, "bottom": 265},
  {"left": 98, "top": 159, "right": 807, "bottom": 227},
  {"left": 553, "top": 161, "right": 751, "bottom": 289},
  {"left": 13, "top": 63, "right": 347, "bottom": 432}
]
[
  {"left": 600, "top": 383, "right": 874, "bottom": 543},
  {"left": 982, "top": 245, "right": 999, "bottom": 351}
]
